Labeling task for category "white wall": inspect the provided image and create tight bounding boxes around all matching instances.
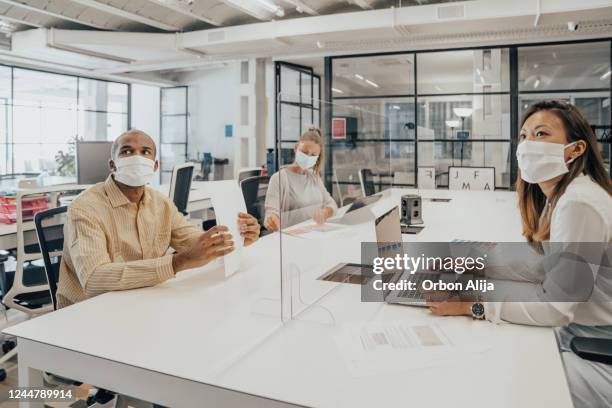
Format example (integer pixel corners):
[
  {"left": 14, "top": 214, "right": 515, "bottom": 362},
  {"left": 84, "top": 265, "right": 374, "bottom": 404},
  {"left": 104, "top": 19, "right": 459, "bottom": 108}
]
[
  {"left": 130, "top": 83, "right": 161, "bottom": 183},
  {"left": 179, "top": 65, "right": 240, "bottom": 177},
  {"left": 131, "top": 83, "right": 160, "bottom": 146}
]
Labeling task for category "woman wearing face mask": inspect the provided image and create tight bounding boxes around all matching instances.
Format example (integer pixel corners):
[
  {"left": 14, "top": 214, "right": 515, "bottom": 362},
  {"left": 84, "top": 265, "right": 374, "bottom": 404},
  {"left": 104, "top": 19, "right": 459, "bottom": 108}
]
[
  {"left": 264, "top": 127, "right": 337, "bottom": 231},
  {"left": 426, "top": 100, "right": 612, "bottom": 408}
]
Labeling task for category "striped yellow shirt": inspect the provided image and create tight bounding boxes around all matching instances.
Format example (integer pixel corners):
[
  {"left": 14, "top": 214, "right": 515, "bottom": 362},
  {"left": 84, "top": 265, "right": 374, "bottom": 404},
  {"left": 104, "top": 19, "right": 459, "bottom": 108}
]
[{"left": 57, "top": 175, "right": 201, "bottom": 308}]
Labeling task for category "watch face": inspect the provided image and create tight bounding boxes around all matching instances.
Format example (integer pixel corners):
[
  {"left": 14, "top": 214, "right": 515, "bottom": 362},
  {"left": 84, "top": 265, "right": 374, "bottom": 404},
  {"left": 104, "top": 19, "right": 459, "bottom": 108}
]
[{"left": 472, "top": 303, "right": 485, "bottom": 316}]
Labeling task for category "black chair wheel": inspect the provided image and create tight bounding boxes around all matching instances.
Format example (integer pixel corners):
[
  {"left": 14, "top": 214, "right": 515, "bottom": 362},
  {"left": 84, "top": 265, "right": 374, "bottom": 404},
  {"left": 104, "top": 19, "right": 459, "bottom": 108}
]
[
  {"left": 2, "top": 340, "right": 16, "bottom": 354},
  {"left": 0, "top": 368, "right": 6, "bottom": 382}
]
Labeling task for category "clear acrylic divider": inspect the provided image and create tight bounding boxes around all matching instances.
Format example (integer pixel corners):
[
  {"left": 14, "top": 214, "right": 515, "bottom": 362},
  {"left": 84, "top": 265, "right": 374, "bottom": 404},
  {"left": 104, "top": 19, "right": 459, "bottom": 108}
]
[{"left": 276, "top": 93, "right": 406, "bottom": 326}]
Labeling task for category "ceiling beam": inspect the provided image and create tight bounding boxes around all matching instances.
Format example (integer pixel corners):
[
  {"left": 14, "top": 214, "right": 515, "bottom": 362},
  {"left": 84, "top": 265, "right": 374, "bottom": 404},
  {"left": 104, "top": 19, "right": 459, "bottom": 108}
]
[
  {"left": 144, "top": 0, "right": 221, "bottom": 26},
  {"left": 221, "top": 0, "right": 284, "bottom": 20},
  {"left": 280, "top": 0, "right": 318, "bottom": 15},
  {"left": 0, "top": 14, "right": 43, "bottom": 28},
  {"left": 0, "top": 0, "right": 111, "bottom": 29},
  {"left": 70, "top": 0, "right": 181, "bottom": 31}
]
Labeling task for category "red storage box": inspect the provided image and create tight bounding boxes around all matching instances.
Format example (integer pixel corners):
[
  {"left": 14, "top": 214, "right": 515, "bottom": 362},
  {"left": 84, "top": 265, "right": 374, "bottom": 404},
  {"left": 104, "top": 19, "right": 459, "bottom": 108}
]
[{"left": 0, "top": 194, "right": 49, "bottom": 224}]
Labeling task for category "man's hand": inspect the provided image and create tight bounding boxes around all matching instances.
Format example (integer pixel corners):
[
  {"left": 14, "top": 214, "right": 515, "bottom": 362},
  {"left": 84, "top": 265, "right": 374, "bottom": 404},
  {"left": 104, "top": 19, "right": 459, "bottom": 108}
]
[
  {"left": 264, "top": 213, "right": 280, "bottom": 231},
  {"left": 238, "top": 212, "right": 260, "bottom": 246},
  {"left": 172, "top": 225, "right": 234, "bottom": 273}
]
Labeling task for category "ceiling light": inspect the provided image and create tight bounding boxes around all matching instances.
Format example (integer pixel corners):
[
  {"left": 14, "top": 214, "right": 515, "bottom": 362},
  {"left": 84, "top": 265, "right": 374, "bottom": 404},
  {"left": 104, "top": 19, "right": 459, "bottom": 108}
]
[
  {"left": 601, "top": 70, "right": 611, "bottom": 80},
  {"left": 354, "top": 74, "right": 364, "bottom": 80},
  {"left": 254, "top": 0, "right": 285, "bottom": 16},
  {"left": 446, "top": 120, "right": 461, "bottom": 128},
  {"left": 331, "top": 87, "right": 344, "bottom": 94},
  {"left": 365, "top": 79, "right": 379, "bottom": 88},
  {"left": 391, "top": 105, "right": 401, "bottom": 110},
  {"left": 0, "top": 20, "right": 16, "bottom": 32},
  {"left": 316, "top": 41, "right": 325, "bottom": 49},
  {"left": 533, "top": 78, "right": 541, "bottom": 89},
  {"left": 453, "top": 108, "right": 473, "bottom": 118}
]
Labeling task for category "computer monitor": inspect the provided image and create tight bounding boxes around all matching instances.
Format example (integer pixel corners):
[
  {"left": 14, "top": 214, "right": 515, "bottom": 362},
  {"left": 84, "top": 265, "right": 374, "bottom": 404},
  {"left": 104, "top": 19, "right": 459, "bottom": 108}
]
[
  {"left": 77, "top": 141, "right": 113, "bottom": 185},
  {"left": 169, "top": 162, "right": 195, "bottom": 215}
]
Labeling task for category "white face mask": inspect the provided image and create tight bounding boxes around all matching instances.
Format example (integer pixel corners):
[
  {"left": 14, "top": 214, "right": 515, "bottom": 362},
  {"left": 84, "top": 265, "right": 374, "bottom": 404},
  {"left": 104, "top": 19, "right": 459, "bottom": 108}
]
[
  {"left": 516, "top": 140, "right": 577, "bottom": 183},
  {"left": 113, "top": 155, "right": 156, "bottom": 187},
  {"left": 295, "top": 150, "right": 319, "bottom": 170}
]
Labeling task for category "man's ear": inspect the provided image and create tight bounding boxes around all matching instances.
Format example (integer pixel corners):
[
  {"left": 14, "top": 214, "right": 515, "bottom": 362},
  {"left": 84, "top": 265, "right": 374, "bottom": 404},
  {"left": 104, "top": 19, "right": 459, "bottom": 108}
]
[
  {"left": 154, "top": 160, "right": 159, "bottom": 172},
  {"left": 109, "top": 159, "right": 116, "bottom": 172}
]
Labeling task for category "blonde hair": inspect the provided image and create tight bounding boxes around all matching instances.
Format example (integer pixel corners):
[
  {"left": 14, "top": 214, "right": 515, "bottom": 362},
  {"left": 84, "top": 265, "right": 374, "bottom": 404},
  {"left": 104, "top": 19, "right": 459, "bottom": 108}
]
[{"left": 298, "top": 127, "right": 325, "bottom": 174}]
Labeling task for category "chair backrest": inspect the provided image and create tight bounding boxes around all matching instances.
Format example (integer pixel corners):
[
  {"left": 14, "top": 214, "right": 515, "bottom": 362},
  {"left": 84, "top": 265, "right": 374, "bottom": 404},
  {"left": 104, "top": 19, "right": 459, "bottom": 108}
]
[
  {"left": 34, "top": 206, "right": 68, "bottom": 311},
  {"left": 238, "top": 168, "right": 261, "bottom": 185},
  {"left": 358, "top": 168, "right": 376, "bottom": 197},
  {"left": 240, "top": 176, "right": 269, "bottom": 225},
  {"left": 169, "top": 163, "right": 195, "bottom": 215}
]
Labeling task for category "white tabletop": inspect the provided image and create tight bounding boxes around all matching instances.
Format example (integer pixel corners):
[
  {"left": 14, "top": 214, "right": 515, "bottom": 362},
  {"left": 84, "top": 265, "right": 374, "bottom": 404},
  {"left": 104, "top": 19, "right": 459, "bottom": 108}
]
[{"left": 4, "top": 188, "right": 573, "bottom": 407}]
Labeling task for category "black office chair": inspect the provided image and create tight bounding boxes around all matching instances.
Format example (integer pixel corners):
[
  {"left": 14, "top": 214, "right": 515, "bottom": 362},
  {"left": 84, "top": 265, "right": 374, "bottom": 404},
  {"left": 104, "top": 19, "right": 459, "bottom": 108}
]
[
  {"left": 169, "top": 163, "right": 195, "bottom": 215},
  {"left": 238, "top": 169, "right": 262, "bottom": 185},
  {"left": 34, "top": 206, "right": 68, "bottom": 311},
  {"left": 240, "top": 176, "right": 269, "bottom": 229},
  {"left": 570, "top": 337, "right": 612, "bottom": 365},
  {"left": 358, "top": 168, "right": 376, "bottom": 197}
]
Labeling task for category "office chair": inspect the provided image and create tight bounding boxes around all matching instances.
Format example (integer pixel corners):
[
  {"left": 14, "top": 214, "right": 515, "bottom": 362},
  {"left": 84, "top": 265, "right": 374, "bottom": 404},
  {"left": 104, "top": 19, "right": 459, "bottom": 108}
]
[
  {"left": 358, "top": 168, "right": 376, "bottom": 197},
  {"left": 34, "top": 206, "right": 67, "bottom": 311},
  {"left": 169, "top": 162, "right": 195, "bottom": 215},
  {"left": 240, "top": 176, "right": 269, "bottom": 228},
  {"left": 237, "top": 168, "right": 262, "bottom": 185}
]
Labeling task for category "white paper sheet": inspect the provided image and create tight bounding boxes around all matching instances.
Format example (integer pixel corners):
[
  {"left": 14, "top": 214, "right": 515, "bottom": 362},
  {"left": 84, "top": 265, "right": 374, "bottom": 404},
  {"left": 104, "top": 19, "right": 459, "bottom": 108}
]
[
  {"left": 334, "top": 320, "right": 490, "bottom": 377},
  {"left": 203, "top": 181, "right": 247, "bottom": 277}
]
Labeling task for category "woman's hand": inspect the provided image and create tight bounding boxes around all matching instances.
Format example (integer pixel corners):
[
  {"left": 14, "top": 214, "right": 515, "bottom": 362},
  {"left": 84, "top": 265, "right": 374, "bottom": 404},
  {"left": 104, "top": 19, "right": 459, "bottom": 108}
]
[
  {"left": 238, "top": 212, "right": 260, "bottom": 247},
  {"left": 425, "top": 290, "right": 473, "bottom": 316},
  {"left": 264, "top": 213, "right": 280, "bottom": 231},
  {"left": 313, "top": 207, "right": 334, "bottom": 225},
  {"left": 427, "top": 300, "right": 473, "bottom": 316}
]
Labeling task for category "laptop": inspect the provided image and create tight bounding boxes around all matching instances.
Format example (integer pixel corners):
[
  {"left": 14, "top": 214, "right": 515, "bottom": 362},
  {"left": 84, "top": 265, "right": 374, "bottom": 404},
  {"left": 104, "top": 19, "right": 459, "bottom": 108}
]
[{"left": 371, "top": 205, "right": 466, "bottom": 307}]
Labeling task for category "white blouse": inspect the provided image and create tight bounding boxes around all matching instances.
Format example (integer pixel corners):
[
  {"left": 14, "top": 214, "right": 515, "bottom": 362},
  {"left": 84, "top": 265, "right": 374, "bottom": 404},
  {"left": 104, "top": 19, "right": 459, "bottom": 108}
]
[{"left": 486, "top": 174, "right": 612, "bottom": 326}]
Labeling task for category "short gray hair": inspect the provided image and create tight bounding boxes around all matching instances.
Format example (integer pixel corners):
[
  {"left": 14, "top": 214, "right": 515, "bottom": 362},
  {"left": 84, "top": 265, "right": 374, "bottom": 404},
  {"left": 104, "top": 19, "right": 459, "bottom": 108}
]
[{"left": 110, "top": 129, "right": 156, "bottom": 160}]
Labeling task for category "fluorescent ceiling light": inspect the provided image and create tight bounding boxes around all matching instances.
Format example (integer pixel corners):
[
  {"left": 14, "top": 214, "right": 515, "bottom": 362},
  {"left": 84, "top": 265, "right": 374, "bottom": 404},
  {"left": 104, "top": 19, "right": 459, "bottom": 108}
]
[
  {"left": 354, "top": 74, "right": 364, "bottom": 80},
  {"left": 365, "top": 79, "right": 379, "bottom": 88},
  {"left": 331, "top": 87, "right": 344, "bottom": 94},
  {"left": 453, "top": 108, "right": 473, "bottom": 118},
  {"left": 254, "top": 0, "right": 285, "bottom": 16},
  {"left": 391, "top": 105, "right": 401, "bottom": 110},
  {"left": 533, "top": 78, "right": 541, "bottom": 89},
  {"left": 601, "top": 70, "right": 611, "bottom": 80}
]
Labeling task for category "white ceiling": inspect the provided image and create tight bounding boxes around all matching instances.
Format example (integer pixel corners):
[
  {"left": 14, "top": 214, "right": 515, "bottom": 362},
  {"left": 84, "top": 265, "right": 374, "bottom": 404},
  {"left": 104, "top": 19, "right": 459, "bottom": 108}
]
[
  {"left": 0, "top": 0, "right": 461, "bottom": 33},
  {"left": 0, "top": 0, "right": 610, "bottom": 86}
]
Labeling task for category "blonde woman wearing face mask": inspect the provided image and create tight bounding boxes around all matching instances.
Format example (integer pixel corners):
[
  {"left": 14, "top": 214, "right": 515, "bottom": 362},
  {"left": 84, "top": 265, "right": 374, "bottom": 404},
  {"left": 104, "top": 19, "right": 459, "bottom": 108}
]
[
  {"left": 264, "top": 127, "right": 337, "bottom": 231},
  {"left": 425, "top": 101, "right": 612, "bottom": 408}
]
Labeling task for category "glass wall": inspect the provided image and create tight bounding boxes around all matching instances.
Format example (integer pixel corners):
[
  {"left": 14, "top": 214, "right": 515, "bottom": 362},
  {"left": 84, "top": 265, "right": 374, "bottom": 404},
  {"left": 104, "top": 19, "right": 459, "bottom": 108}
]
[
  {"left": 160, "top": 86, "right": 188, "bottom": 184},
  {"left": 275, "top": 62, "right": 321, "bottom": 172},
  {"left": 0, "top": 65, "right": 129, "bottom": 177},
  {"left": 322, "top": 40, "right": 611, "bottom": 193}
]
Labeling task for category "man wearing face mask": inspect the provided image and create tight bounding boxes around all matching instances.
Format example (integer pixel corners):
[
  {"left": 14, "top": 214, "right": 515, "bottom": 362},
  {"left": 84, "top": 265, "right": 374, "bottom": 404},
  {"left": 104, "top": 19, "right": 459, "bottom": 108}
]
[
  {"left": 264, "top": 127, "right": 337, "bottom": 231},
  {"left": 56, "top": 130, "right": 260, "bottom": 308}
]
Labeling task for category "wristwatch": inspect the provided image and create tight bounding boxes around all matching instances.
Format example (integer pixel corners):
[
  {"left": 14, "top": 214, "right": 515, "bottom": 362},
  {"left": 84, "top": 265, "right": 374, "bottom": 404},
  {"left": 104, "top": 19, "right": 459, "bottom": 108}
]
[{"left": 471, "top": 302, "right": 485, "bottom": 320}]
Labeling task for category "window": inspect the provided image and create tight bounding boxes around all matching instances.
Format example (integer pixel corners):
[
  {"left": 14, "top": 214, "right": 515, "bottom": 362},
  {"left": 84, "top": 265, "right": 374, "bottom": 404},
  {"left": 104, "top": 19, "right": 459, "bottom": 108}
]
[
  {"left": 0, "top": 66, "right": 129, "bottom": 178},
  {"left": 275, "top": 62, "right": 321, "bottom": 171},
  {"left": 160, "top": 86, "right": 188, "bottom": 184}
]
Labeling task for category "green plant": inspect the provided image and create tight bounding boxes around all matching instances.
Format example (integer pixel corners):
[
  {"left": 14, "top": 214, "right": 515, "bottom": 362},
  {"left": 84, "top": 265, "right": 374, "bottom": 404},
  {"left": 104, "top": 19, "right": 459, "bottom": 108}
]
[{"left": 54, "top": 137, "right": 78, "bottom": 177}]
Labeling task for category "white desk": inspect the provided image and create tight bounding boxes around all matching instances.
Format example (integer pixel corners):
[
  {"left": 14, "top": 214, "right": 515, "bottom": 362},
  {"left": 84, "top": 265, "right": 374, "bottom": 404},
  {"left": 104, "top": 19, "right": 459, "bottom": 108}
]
[
  {"left": 0, "top": 180, "right": 226, "bottom": 251},
  {"left": 4, "top": 188, "right": 573, "bottom": 408}
]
